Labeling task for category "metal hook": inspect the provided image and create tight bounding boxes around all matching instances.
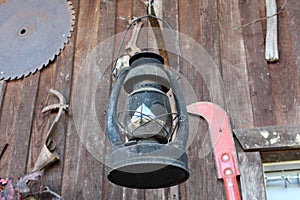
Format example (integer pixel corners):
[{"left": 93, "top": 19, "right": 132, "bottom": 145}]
[
  {"left": 32, "top": 89, "right": 69, "bottom": 171},
  {"left": 42, "top": 89, "right": 69, "bottom": 148}
]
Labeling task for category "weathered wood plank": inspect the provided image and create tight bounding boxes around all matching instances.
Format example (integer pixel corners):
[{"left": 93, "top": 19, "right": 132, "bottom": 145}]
[
  {"left": 7, "top": 73, "right": 40, "bottom": 178},
  {"left": 27, "top": 64, "right": 56, "bottom": 172},
  {"left": 239, "top": 0, "right": 276, "bottom": 127},
  {"left": 199, "top": 1, "right": 227, "bottom": 198},
  {"left": 285, "top": 0, "right": 300, "bottom": 91},
  {"left": 261, "top": 149, "right": 300, "bottom": 163},
  {"left": 24, "top": 0, "right": 78, "bottom": 197},
  {"left": 61, "top": 0, "right": 106, "bottom": 199},
  {"left": 101, "top": 0, "right": 144, "bottom": 199},
  {"left": 115, "top": 0, "right": 132, "bottom": 34},
  {"left": 235, "top": 125, "right": 300, "bottom": 151},
  {"left": 199, "top": 0, "right": 221, "bottom": 67},
  {"left": 178, "top": 0, "right": 202, "bottom": 199},
  {"left": 198, "top": 0, "right": 223, "bottom": 106},
  {"left": 25, "top": 62, "right": 57, "bottom": 200},
  {"left": 267, "top": 0, "right": 300, "bottom": 125},
  {"left": 239, "top": 152, "right": 267, "bottom": 200},
  {"left": 178, "top": 0, "right": 227, "bottom": 199},
  {"left": 40, "top": 6, "right": 77, "bottom": 200},
  {"left": 217, "top": 0, "right": 266, "bottom": 199},
  {"left": 217, "top": 0, "right": 254, "bottom": 129},
  {"left": 162, "top": 1, "right": 179, "bottom": 199},
  {"left": 0, "top": 80, "right": 22, "bottom": 176},
  {"left": 3, "top": 0, "right": 300, "bottom": 199}
]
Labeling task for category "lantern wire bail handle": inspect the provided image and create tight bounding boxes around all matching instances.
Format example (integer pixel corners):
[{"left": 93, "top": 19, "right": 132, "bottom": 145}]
[
  {"left": 108, "top": 2, "right": 188, "bottom": 150},
  {"left": 111, "top": 3, "right": 184, "bottom": 77},
  {"left": 147, "top": 0, "right": 153, "bottom": 15}
]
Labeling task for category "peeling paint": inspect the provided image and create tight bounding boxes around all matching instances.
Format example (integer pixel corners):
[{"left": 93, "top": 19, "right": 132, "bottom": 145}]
[
  {"left": 296, "top": 134, "right": 300, "bottom": 145},
  {"left": 261, "top": 130, "right": 269, "bottom": 139},
  {"left": 265, "top": 140, "right": 270, "bottom": 146},
  {"left": 270, "top": 135, "right": 280, "bottom": 144}
]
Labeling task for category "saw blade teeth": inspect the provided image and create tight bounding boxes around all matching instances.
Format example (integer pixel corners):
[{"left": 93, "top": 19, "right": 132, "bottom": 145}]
[
  {"left": 23, "top": 71, "right": 32, "bottom": 79},
  {"left": 68, "top": 0, "right": 76, "bottom": 25}
]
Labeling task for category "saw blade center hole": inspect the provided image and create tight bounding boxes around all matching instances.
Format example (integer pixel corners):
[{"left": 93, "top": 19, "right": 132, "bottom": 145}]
[{"left": 19, "top": 27, "right": 28, "bottom": 36}]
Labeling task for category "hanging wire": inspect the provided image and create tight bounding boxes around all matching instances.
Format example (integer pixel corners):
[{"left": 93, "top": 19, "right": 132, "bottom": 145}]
[
  {"left": 148, "top": 0, "right": 152, "bottom": 15},
  {"left": 112, "top": 13, "right": 184, "bottom": 77}
]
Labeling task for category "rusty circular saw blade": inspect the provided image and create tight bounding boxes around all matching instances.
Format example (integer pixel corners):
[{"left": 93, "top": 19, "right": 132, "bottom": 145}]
[{"left": 0, "top": 0, "right": 75, "bottom": 80}]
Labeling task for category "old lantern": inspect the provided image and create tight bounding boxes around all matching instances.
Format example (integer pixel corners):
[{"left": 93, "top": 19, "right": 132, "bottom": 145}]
[{"left": 105, "top": 51, "right": 189, "bottom": 189}]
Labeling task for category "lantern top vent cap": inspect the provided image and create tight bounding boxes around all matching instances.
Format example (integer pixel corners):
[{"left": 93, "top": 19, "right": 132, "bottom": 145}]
[
  {"left": 129, "top": 51, "right": 164, "bottom": 67},
  {"left": 123, "top": 52, "right": 170, "bottom": 93}
]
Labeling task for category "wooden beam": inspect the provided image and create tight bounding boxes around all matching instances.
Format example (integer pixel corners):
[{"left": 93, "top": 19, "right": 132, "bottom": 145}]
[
  {"left": 261, "top": 150, "right": 300, "bottom": 163},
  {"left": 239, "top": 0, "right": 276, "bottom": 127},
  {"left": 7, "top": 73, "right": 40, "bottom": 177},
  {"left": 234, "top": 125, "right": 300, "bottom": 151},
  {"left": 239, "top": 152, "right": 267, "bottom": 200}
]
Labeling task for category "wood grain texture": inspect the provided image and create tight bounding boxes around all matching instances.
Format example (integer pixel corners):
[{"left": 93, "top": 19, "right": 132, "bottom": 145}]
[
  {"left": 200, "top": 0, "right": 221, "bottom": 67},
  {"left": 235, "top": 125, "right": 300, "bottom": 151},
  {"left": 217, "top": 0, "right": 267, "bottom": 199},
  {"left": 62, "top": 0, "right": 106, "bottom": 199},
  {"left": 267, "top": 0, "right": 300, "bottom": 125},
  {"left": 178, "top": 0, "right": 227, "bottom": 199},
  {"left": 286, "top": 0, "right": 300, "bottom": 89},
  {"left": 178, "top": 1, "right": 203, "bottom": 200},
  {"left": 284, "top": 1, "right": 300, "bottom": 166},
  {"left": 239, "top": 152, "right": 267, "bottom": 200},
  {"left": 7, "top": 73, "right": 39, "bottom": 177},
  {"left": 217, "top": 0, "right": 254, "bottom": 129},
  {"left": 162, "top": 1, "right": 179, "bottom": 199},
  {"left": 2, "top": 0, "right": 300, "bottom": 199},
  {"left": 261, "top": 149, "right": 300, "bottom": 163},
  {"left": 240, "top": 0, "right": 276, "bottom": 127},
  {"left": 0, "top": 80, "right": 22, "bottom": 176}
]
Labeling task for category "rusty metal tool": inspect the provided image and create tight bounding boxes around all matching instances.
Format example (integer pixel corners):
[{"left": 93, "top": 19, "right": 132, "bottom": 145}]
[
  {"left": 187, "top": 102, "right": 241, "bottom": 200},
  {"left": 0, "top": 0, "right": 75, "bottom": 80},
  {"left": 145, "top": 0, "right": 170, "bottom": 67},
  {"left": 32, "top": 89, "right": 69, "bottom": 171},
  {"left": 125, "top": 20, "right": 143, "bottom": 56},
  {"left": 113, "top": 20, "right": 143, "bottom": 75}
]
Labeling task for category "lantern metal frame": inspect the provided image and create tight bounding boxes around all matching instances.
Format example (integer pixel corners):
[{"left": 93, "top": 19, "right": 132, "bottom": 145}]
[
  {"left": 105, "top": 8, "right": 190, "bottom": 188},
  {"left": 105, "top": 51, "right": 189, "bottom": 189}
]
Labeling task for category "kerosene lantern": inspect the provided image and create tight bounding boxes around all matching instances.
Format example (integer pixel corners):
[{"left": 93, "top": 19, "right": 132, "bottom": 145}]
[{"left": 105, "top": 51, "right": 189, "bottom": 189}]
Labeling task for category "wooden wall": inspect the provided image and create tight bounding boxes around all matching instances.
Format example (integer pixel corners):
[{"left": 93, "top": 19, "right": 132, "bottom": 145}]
[{"left": 1, "top": 0, "right": 300, "bottom": 199}]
